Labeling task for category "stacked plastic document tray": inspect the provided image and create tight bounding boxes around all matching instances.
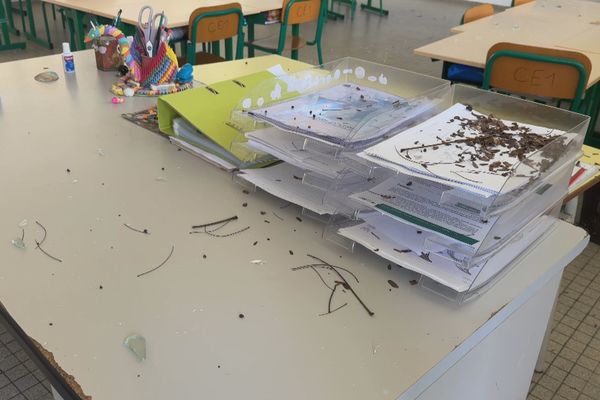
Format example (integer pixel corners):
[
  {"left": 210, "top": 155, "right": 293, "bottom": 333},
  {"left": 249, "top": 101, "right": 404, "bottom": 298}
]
[{"left": 230, "top": 57, "right": 589, "bottom": 302}]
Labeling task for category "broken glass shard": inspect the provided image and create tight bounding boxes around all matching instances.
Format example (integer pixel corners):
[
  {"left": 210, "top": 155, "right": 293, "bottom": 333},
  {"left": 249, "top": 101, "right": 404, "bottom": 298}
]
[
  {"left": 124, "top": 335, "right": 146, "bottom": 361},
  {"left": 11, "top": 238, "right": 25, "bottom": 249}
]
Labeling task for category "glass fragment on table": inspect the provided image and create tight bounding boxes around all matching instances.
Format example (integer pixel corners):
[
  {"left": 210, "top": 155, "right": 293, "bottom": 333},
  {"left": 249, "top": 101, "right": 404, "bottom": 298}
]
[{"left": 124, "top": 335, "right": 146, "bottom": 362}]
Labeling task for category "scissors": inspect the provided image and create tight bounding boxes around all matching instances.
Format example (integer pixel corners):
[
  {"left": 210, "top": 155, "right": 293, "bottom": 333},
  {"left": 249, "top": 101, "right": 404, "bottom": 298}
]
[{"left": 138, "top": 6, "right": 167, "bottom": 57}]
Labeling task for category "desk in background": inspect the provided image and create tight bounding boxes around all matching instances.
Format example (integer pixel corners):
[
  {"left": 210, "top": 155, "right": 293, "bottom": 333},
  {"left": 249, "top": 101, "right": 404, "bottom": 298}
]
[
  {"left": 42, "top": 0, "right": 283, "bottom": 51},
  {"left": 414, "top": 0, "right": 600, "bottom": 147},
  {"left": 0, "top": 51, "right": 590, "bottom": 400}
]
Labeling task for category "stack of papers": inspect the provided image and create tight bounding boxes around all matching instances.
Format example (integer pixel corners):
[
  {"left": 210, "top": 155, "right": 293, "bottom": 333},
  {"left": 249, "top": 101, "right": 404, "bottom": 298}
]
[
  {"left": 339, "top": 212, "right": 555, "bottom": 292},
  {"left": 329, "top": 102, "right": 579, "bottom": 293},
  {"left": 358, "top": 103, "right": 570, "bottom": 198},
  {"left": 238, "top": 163, "right": 363, "bottom": 215}
]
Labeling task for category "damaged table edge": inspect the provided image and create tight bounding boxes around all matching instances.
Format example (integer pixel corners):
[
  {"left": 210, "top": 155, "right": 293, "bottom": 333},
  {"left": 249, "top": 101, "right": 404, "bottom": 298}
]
[{"left": 0, "top": 301, "right": 88, "bottom": 400}]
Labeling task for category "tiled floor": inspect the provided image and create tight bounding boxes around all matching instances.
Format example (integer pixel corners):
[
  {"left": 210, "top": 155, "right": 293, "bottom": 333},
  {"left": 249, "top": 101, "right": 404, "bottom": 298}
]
[
  {"left": 528, "top": 241, "right": 600, "bottom": 400},
  {"left": 0, "top": 325, "right": 53, "bottom": 400}
]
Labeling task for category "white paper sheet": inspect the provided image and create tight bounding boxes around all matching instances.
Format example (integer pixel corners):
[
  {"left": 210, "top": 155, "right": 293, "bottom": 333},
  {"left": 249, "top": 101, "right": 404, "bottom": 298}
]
[
  {"left": 238, "top": 163, "right": 337, "bottom": 215},
  {"left": 358, "top": 103, "right": 568, "bottom": 197},
  {"left": 169, "top": 137, "right": 237, "bottom": 172},
  {"left": 338, "top": 212, "right": 554, "bottom": 292},
  {"left": 350, "top": 176, "right": 499, "bottom": 254}
]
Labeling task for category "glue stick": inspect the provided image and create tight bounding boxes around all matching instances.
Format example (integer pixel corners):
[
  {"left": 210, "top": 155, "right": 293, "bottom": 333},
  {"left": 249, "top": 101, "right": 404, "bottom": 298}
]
[{"left": 62, "top": 42, "right": 75, "bottom": 73}]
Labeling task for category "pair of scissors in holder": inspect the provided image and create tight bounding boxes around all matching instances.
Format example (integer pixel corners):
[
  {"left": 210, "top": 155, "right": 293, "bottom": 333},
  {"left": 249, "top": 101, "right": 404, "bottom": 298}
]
[{"left": 138, "top": 6, "right": 166, "bottom": 57}]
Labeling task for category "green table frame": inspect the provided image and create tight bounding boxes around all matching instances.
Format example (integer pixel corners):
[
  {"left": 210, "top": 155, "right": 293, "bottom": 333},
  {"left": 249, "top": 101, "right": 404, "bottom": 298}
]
[
  {"left": 9, "top": 0, "right": 54, "bottom": 49},
  {"left": 2, "top": 0, "right": 21, "bottom": 35},
  {"left": 328, "top": 0, "right": 356, "bottom": 21},
  {"left": 361, "top": 0, "right": 388, "bottom": 16},
  {"left": 0, "top": 0, "right": 25, "bottom": 50}
]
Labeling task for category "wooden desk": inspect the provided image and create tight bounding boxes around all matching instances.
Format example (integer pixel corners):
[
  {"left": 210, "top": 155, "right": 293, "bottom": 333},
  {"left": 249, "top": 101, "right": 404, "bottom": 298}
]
[
  {"left": 0, "top": 51, "right": 590, "bottom": 400},
  {"left": 42, "top": 0, "right": 283, "bottom": 51},
  {"left": 452, "top": 0, "right": 600, "bottom": 34},
  {"left": 414, "top": 0, "right": 600, "bottom": 147},
  {"left": 415, "top": 17, "right": 600, "bottom": 87}
]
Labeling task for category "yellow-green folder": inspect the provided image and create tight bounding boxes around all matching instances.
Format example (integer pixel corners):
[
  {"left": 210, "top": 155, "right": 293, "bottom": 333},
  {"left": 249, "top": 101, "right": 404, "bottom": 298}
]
[{"left": 158, "top": 71, "right": 281, "bottom": 168}]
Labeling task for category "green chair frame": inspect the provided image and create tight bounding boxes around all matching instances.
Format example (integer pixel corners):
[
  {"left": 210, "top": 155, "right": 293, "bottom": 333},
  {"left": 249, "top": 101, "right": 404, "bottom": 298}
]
[
  {"left": 0, "top": 0, "right": 25, "bottom": 50},
  {"left": 482, "top": 49, "right": 589, "bottom": 112},
  {"left": 246, "top": 0, "right": 327, "bottom": 65},
  {"left": 186, "top": 7, "right": 244, "bottom": 65}
]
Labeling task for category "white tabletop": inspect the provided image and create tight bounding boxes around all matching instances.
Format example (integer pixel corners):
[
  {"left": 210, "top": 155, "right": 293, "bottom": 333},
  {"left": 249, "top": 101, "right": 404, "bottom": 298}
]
[
  {"left": 0, "top": 52, "right": 589, "bottom": 400},
  {"left": 43, "top": 0, "right": 284, "bottom": 28},
  {"left": 414, "top": 0, "right": 600, "bottom": 87}
]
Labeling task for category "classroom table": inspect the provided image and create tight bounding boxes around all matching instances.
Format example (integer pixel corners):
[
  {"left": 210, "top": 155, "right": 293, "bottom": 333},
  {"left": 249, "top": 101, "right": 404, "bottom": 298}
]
[
  {"left": 0, "top": 52, "right": 590, "bottom": 400},
  {"left": 413, "top": 0, "right": 600, "bottom": 146},
  {"left": 41, "top": 0, "right": 284, "bottom": 51}
]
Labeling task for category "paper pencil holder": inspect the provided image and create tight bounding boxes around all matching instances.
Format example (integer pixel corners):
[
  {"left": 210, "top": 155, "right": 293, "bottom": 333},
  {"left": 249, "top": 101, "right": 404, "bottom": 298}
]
[
  {"left": 130, "top": 30, "right": 178, "bottom": 88},
  {"left": 93, "top": 36, "right": 120, "bottom": 71}
]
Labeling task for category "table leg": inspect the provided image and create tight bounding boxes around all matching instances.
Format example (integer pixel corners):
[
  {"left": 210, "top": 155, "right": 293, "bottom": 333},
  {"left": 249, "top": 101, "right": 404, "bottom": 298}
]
[
  {"left": 247, "top": 18, "right": 255, "bottom": 57},
  {"left": 583, "top": 83, "right": 600, "bottom": 148},
  {"left": 64, "top": 8, "right": 86, "bottom": 51},
  {"left": 3, "top": 0, "right": 20, "bottom": 35},
  {"left": 17, "top": 0, "right": 26, "bottom": 35},
  {"left": 360, "top": 0, "right": 389, "bottom": 16},
  {"left": 291, "top": 24, "right": 299, "bottom": 60},
  {"left": 23, "top": 0, "right": 53, "bottom": 49},
  {"left": 328, "top": 0, "right": 345, "bottom": 20},
  {"left": 40, "top": 1, "right": 52, "bottom": 48}
]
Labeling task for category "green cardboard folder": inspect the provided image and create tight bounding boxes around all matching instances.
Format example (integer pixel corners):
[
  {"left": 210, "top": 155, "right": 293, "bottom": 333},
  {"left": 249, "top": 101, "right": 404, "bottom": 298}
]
[{"left": 157, "top": 70, "right": 280, "bottom": 169}]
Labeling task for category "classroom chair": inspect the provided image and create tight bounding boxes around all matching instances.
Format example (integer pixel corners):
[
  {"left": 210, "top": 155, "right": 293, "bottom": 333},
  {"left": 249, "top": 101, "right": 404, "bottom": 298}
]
[
  {"left": 460, "top": 3, "right": 494, "bottom": 24},
  {"left": 511, "top": 0, "right": 535, "bottom": 6},
  {"left": 245, "top": 0, "right": 327, "bottom": 65},
  {"left": 444, "top": 4, "right": 495, "bottom": 85},
  {"left": 183, "top": 3, "right": 244, "bottom": 66},
  {"left": 482, "top": 42, "right": 590, "bottom": 112},
  {"left": 0, "top": 0, "right": 25, "bottom": 51}
]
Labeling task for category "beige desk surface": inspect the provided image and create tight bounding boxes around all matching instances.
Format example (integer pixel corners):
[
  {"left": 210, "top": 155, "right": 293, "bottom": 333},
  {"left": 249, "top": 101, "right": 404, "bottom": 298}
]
[
  {"left": 415, "top": 0, "right": 600, "bottom": 87},
  {"left": 451, "top": 0, "right": 600, "bottom": 33},
  {"left": 192, "top": 54, "right": 311, "bottom": 84},
  {"left": 0, "top": 51, "right": 589, "bottom": 400},
  {"left": 43, "top": 0, "right": 283, "bottom": 28}
]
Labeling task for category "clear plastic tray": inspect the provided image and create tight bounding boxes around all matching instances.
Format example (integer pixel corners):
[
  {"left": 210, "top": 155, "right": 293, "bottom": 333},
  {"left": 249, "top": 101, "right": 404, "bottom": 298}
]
[{"left": 229, "top": 57, "right": 451, "bottom": 155}]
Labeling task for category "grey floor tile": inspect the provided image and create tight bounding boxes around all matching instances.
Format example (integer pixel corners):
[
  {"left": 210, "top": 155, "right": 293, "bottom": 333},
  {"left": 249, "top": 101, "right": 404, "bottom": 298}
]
[
  {"left": 0, "top": 373, "right": 10, "bottom": 388},
  {"left": 0, "top": 383, "right": 20, "bottom": 400},
  {"left": 12, "top": 351, "right": 30, "bottom": 363},
  {"left": 22, "top": 382, "right": 51, "bottom": 400},
  {"left": 23, "top": 360, "right": 37, "bottom": 373},
  {"left": 14, "top": 372, "right": 40, "bottom": 392},
  {"left": 5, "top": 364, "right": 29, "bottom": 382},
  {"left": 0, "top": 356, "right": 21, "bottom": 373},
  {"left": 0, "top": 346, "right": 12, "bottom": 360},
  {"left": 6, "top": 342, "right": 23, "bottom": 355},
  {"left": 0, "top": 333, "right": 13, "bottom": 345}
]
